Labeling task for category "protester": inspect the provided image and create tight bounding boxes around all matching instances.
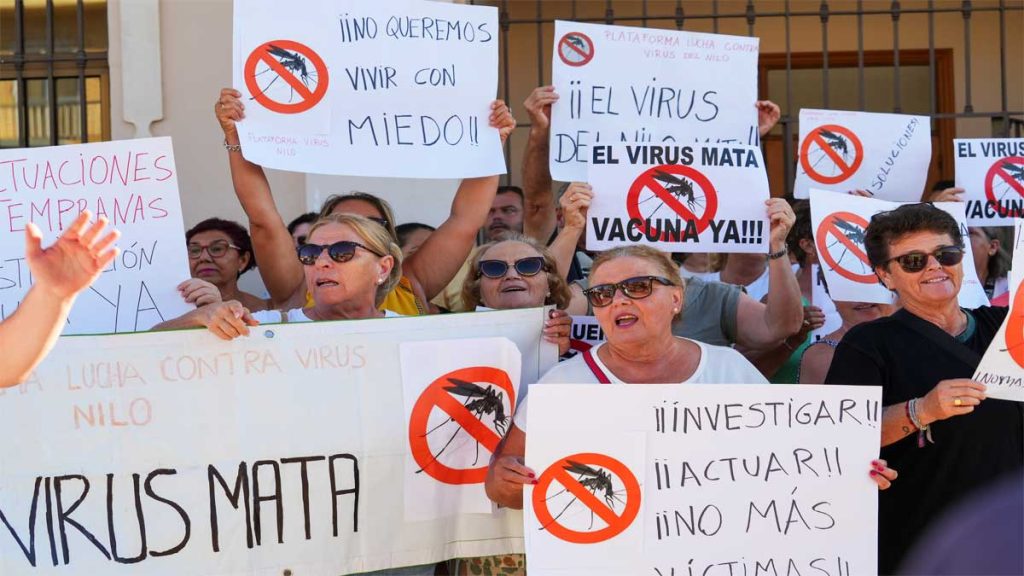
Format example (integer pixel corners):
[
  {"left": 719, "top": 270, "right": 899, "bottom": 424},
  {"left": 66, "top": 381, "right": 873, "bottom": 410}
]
[
  {"left": 177, "top": 217, "right": 270, "bottom": 313},
  {"left": 449, "top": 232, "right": 572, "bottom": 575},
  {"left": 484, "top": 185, "right": 525, "bottom": 242},
  {"left": 287, "top": 211, "right": 318, "bottom": 247},
  {"left": 744, "top": 199, "right": 826, "bottom": 382},
  {"left": 799, "top": 271, "right": 894, "bottom": 384},
  {"left": 214, "top": 88, "right": 515, "bottom": 316},
  {"left": 462, "top": 233, "right": 573, "bottom": 354},
  {"left": 824, "top": 203, "right": 1023, "bottom": 574},
  {"left": 162, "top": 214, "right": 402, "bottom": 339},
  {"left": 486, "top": 245, "right": 897, "bottom": 509},
  {"left": 395, "top": 222, "right": 436, "bottom": 258},
  {"left": 1, "top": 212, "right": 119, "bottom": 388},
  {"left": 554, "top": 183, "right": 804, "bottom": 351},
  {"left": 969, "top": 226, "right": 1011, "bottom": 301}
]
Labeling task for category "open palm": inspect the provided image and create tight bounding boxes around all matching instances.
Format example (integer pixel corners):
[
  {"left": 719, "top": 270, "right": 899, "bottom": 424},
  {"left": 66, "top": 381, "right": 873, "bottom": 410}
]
[{"left": 26, "top": 211, "right": 120, "bottom": 300}]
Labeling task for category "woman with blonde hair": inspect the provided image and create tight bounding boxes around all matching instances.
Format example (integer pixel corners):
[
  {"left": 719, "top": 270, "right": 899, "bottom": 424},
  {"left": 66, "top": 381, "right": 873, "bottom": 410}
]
[{"left": 160, "top": 214, "right": 403, "bottom": 338}]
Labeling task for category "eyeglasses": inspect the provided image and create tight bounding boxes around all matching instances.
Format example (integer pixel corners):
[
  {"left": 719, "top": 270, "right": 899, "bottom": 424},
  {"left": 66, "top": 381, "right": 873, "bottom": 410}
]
[
  {"left": 885, "top": 245, "right": 964, "bottom": 273},
  {"left": 477, "top": 257, "right": 547, "bottom": 279},
  {"left": 297, "top": 241, "right": 384, "bottom": 265},
  {"left": 187, "top": 241, "right": 240, "bottom": 259},
  {"left": 583, "top": 275, "right": 676, "bottom": 308}
]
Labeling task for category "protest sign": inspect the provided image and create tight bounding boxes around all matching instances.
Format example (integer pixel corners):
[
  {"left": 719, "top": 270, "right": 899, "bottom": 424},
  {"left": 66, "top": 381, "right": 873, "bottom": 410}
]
[
  {"left": 810, "top": 264, "right": 843, "bottom": 344},
  {"left": 0, "top": 308, "right": 557, "bottom": 575},
  {"left": 809, "top": 189, "right": 988, "bottom": 307},
  {"left": 233, "top": 0, "right": 504, "bottom": 178},
  {"left": 955, "top": 138, "right": 1024, "bottom": 225},
  {"left": 549, "top": 20, "right": 759, "bottom": 183},
  {"left": 586, "top": 143, "right": 769, "bottom": 253},
  {"left": 569, "top": 315, "right": 605, "bottom": 353},
  {"left": 973, "top": 219, "right": 1024, "bottom": 402},
  {"left": 0, "top": 137, "right": 190, "bottom": 334},
  {"left": 401, "top": 337, "right": 521, "bottom": 520},
  {"left": 525, "top": 384, "right": 882, "bottom": 575},
  {"left": 794, "top": 110, "right": 931, "bottom": 201}
]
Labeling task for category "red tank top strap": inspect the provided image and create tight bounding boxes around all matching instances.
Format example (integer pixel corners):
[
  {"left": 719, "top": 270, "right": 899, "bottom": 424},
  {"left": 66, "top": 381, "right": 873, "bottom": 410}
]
[{"left": 582, "top": 347, "right": 612, "bottom": 384}]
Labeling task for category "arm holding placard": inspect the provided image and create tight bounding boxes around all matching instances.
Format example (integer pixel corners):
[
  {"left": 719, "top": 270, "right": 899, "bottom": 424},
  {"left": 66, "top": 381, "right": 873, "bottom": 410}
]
[
  {"left": 733, "top": 199, "right": 804, "bottom": 349},
  {"left": 756, "top": 100, "right": 781, "bottom": 138},
  {"left": 485, "top": 423, "right": 533, "bottom": 509},
  {"left": 216, "top": 88, "right": 306, "bottom": 310},
  {"left": 1, "top": 212, "right": 119, "bottom": 388},
  {"left": 521, "top": 86, "right": 559, "bottom": 243},
  {"left": 403, "top": 101, "right": 513, "bottom": 301},
  {"left": 549, "top": 183, "right": 592, "bottom": 314},
  {"left": 151, "top": 300, "right": 259, "bottom": 341}
]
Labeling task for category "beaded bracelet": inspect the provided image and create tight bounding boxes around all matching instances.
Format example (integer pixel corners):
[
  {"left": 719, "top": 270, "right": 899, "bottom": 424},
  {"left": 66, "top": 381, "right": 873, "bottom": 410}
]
[{"left": 907, "top": 398, "right": 934, "bottom": 448}]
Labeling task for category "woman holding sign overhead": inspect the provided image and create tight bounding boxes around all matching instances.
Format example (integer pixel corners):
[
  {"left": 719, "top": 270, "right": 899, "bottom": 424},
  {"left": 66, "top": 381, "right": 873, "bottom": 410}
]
[
  {"left": 824, "top": 203, "right": 1023, "bottom": 574},
  {"left": 486, "top": 245, "right": 897, "bottom": 510},
  {"left": 214, "top": 88, "right": 515, "bottom": 318}
]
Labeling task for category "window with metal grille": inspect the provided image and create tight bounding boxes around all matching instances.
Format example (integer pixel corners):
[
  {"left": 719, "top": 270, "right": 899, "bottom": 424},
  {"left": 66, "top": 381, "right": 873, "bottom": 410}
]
[{"left": 0, "top": 0, "right": 110, "bottom": 149}]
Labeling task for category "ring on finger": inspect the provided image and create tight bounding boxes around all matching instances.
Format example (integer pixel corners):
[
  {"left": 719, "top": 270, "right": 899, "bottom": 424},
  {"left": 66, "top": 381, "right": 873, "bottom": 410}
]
[{"left": 954, "top": 397, "right": 963, "bottom": 407}]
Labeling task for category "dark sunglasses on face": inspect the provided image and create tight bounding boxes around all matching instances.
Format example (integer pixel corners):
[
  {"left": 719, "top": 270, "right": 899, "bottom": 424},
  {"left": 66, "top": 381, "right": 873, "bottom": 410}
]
[
  {"left": 583, "top": 275, "right": 675, "bottom": 308},
  {"left": 297, "top": 241, "right": 384, "bottom": 265},
  {"left": 187, "top": 240, "right": 240, "bottom": 259},
  {"left": 477, "top": 256, "right": 547, "bottom": 279},
  {"left": 885, "top": 245, "right": 964, "bottom": 273}
]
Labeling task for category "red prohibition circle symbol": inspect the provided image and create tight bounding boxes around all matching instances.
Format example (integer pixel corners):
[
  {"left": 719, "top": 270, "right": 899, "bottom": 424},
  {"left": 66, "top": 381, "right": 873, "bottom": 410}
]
[
  {"left": 244, "top": 39, "right": 329, "bottom": 114},
  {"left": 558, "top": 32, "right": 595, "bottom": 67},
  {"left": 408, "top": 366, "right": 515, "bottom": 485},
  {"left": 984, "top": 156, "right": 1024, "bottom": 217},
  {"left": 532, "top": 452, "right": 641, "bottom": 544},
  {"left": 625, "top": 164, "right": 718, "bottom": 239},
  {"left": 815, "top": 211, "right": 876, "bottom": 284},
  {"left": 800, "top": 124, "right": 865, "bottom": 185},
  {"left": 1004, "top": 281, "right": 1024, "bottom": 369}
]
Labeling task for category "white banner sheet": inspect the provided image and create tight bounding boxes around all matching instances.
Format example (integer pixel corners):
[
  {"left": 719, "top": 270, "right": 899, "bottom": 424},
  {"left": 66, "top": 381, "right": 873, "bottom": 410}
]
[{"left": 0, "top": 308, "right": 558, "bottom": 574}]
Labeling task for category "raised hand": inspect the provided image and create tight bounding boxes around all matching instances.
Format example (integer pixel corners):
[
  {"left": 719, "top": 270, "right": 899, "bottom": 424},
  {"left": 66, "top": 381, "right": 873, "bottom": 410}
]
[
  {"left": 490, "top": 100, "right": 517, "bottom": 145},
  {"left": 26, "top": 211, "right": 119, "bottom": 301},
  {"left": 524, "top": 86, "right": 559, "bottom": 132}
]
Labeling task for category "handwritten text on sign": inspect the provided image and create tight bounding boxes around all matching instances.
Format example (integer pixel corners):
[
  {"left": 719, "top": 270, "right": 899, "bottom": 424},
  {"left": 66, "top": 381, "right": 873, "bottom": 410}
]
[
  {"left": 809, "top": 189, "right": 989, "bottom": 308},
  {"left": 955, "top": 138, "right": 1024, "bottom": 225},
  {"left": 0, "top": 308, "right": 557, "bottom": 575},
  {"left": 550, "top": 20, "right": 759, "bottom": 182},
  {"left": 586, "top": 143, "right": 769, "bottom": 253},
  {"left": 524, "top": 384, "right": 882, "bottom": 576},
  {"left": 233, "top": 0, "right": 504, "bottom": 178},
  {"left": 0, "top": 137, "right": 190, "bottom": 334},
  {"left": 794, "top": 109, "right": 931, "bottom": 201}
]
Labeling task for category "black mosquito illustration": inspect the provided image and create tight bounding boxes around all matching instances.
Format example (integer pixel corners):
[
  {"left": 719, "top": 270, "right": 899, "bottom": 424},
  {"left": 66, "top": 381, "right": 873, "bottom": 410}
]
[
  {"left": 540, "top": 461, "right": 626, "bottom": 531},
  {"left": 639, "top": 170, "right": 704, "bottom": 219},
  {"left": 566, "top": 36, "right": 588, "bottom": 50},
  {"left": 825, "top": 217, "right": 869, "bottom": 272},
  {"left": 415, "top": 378, "right": 508, "bottom": 474},
  {"left": 250, "top": 44, "right": 319, "bottom": 103}
]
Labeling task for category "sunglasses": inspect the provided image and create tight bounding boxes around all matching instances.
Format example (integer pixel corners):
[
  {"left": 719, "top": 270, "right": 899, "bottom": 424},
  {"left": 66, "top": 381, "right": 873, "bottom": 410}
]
[
  {"left": 187, "top": 240, "right": 240, "bottom": 259},
  {"left": 477, "top": 257, "right": 547, "bottom": 279},
  {"left": 885, "top": 245, "right": 964, "bottom": 273},
  {"left": 583, "top": 275, "right": 675, "bottom": 308},
  {"left": 297, "top": 241, "right": 383, "bottom": 265}
]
